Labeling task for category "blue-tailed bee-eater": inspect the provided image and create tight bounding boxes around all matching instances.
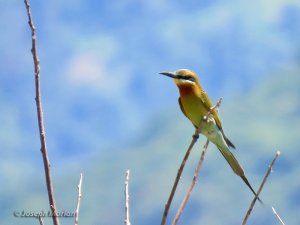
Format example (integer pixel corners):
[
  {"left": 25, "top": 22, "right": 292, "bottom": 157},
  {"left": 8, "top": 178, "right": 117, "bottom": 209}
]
[{"left": 160, "top": 69, "right": 261, "bottom": 203}]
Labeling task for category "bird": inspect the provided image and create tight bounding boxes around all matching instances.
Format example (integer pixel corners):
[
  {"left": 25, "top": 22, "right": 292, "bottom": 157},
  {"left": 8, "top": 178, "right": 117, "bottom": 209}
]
[{"left": 160, "top": 69, "right": 262, "bottom": 203}]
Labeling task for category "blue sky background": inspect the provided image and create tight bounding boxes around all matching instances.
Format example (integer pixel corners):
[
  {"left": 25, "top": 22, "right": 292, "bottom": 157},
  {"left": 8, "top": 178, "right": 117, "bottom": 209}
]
[{"left": 1, "top": 0, "right": 300, "bottom": 225}]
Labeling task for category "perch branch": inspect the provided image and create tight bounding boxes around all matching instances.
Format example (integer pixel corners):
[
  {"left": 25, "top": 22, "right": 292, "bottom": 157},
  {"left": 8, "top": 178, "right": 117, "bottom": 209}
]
[
  {"left": 74, "top": 173, "right": 83, "bottom": 225},
  {"left": 172, "top": 139, "right": 210, "bottom": 225},
  {"left": 24, "top": 1, "right": 60, "bottom": 225},
  {"left": 160, "top": 98, "right": 222, "bottom": 225},
  {"left": 242, "top": 151, "right": 281, "bottom": 225},
  {"left": 160, "top": 129, "right": 199, "bottom": 225}
]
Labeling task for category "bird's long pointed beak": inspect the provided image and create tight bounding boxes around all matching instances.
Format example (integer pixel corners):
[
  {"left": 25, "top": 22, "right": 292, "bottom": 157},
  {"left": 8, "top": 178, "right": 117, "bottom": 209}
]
[{"left": 159, "top": 72, "right": 177, "bottom": 79}]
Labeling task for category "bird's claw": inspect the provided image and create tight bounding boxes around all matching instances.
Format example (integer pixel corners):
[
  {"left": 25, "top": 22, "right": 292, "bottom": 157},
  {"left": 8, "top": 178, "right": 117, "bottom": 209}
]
[{"left": 192, "top": 133, "right": 199, "bottom": 139}]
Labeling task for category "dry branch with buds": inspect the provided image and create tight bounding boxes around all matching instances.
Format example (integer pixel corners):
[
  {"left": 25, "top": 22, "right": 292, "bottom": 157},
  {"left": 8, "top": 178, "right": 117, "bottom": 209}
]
[{"left": 24, "top": 1, "right": 60, "bottom": 225}]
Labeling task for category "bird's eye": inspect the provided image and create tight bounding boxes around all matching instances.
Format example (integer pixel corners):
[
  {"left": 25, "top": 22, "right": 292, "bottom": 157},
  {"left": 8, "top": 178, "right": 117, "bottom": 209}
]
[
  {"left": 177, "top": 75, "right": 195, "bottom": 82},
  {"left": 185, "top": 76, "right": 195, "bottom": 82}
]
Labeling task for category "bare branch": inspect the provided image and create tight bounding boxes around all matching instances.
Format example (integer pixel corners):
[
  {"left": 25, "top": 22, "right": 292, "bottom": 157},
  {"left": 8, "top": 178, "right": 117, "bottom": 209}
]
[
  {"left": 271, "top": 206, "right": 285, "bottom": 225},
  {"left": 74, "top": 173, "right": 83, "bottom": 225},
  {"left": 124, "top": 170, "right": 131, "bottom": 225},
  {"left": 242, "top": 151, "right": 281, "bottom": 225},
  {"left": 38, "top": 216, "right": 44, "bottom": 225},
  {"left": 160, "top": 129, "right": 199, "bottom": 225},
  {"left": 160, "top": 98, "right": 222, "bottom": 225},
  {"left": 23, "top": 1, "right": 60, "bottom": 225},
  {"left": 172, "top": 139, "right": 210, "bottom": 225}
]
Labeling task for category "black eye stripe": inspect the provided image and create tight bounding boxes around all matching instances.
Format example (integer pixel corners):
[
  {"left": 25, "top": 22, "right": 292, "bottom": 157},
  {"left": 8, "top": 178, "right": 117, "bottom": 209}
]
[{"left": 177, "top": 75, "right": 195, "bottom": 82}]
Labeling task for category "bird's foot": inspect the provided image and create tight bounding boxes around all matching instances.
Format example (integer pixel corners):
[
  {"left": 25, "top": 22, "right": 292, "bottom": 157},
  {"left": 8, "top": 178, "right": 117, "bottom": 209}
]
[{"left": 192, "top": 133, "right": 199, "bottom": 139}]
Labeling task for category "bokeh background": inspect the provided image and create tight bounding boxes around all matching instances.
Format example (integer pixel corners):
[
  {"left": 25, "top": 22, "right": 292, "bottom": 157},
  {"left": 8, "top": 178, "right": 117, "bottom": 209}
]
[{"left": 1, "top": 0, "right": 300, "bottom": 224}]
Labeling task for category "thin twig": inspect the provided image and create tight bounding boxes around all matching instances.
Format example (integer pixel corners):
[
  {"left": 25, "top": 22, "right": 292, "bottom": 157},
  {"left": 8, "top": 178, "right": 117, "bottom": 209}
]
[
  {"left": 242, "top": 151, "right": 281, "bottom": 225},
  {"left": 74, "top": 173, "right": 83, "bottom": 225},
  {"left": 201, "top": 97, "right": 223, "bottom": 127},
  {"left": 271, "top": 206, "right": 285, "bottom": 225},
  {"left": 160, "top": 129, "right": 199, "bottom": 225},
  {"left": 160, "top": 98, "right": 222, "bottom": 225},
  {"left": 124, "top": 170, "right": 131, "bottom": 225},
  {"left": 172, "top": 139, "right": 210, "bottom": 225},
  {"left": 23, "top": 1, "right": 60, "bottom": 225},
  {"left": 38, "top": 216, "right": 44, "bottom": 225}
]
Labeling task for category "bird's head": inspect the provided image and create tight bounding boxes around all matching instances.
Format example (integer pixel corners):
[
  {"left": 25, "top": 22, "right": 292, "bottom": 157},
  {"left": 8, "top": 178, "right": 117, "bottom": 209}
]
[{"left": 159, "top": 69, "right": 199, "bottom": 87}]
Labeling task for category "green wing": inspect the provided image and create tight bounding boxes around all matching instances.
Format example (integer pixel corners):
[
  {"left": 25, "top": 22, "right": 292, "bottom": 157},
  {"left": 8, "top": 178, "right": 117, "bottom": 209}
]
[
  {"left": 199, "top": 90, "right": 236, "bottom": 149},
  {"left": 199, "top": 90, "right": 223, "bottom": 129}
]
